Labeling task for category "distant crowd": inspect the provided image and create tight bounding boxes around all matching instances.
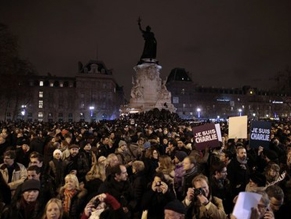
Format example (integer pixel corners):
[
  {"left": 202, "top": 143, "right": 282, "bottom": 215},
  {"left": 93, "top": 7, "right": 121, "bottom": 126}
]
[{"left": 0, "top": 111, "right": 291, "bottom": 218}]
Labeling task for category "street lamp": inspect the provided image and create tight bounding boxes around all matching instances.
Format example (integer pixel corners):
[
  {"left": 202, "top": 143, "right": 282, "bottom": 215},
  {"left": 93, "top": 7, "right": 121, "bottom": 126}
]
[
  {"left": 196, "top": 108, "right": 201, "bottom": 118},
  {"left": 21, "top": 105, "right": 26, "bottom": 119},
  {"left": 89, "top": 106, "right": 95, "bottom": 117},
  {"left": 238, "top": 108, "right": 242, "bottom": 116}
]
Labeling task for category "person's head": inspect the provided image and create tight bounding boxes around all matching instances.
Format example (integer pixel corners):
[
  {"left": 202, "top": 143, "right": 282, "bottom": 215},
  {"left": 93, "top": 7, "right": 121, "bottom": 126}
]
[
  {"left": 64, "top": 173, "right": 80, "bottom": 191},
  {"left": 3, "top": 150, "right": 16, "bottom": 166},
  {"left": 177, "top": 140, "right": 185, "bottom": 149},
  {"left": 248, "top": 172, "right": 266, "bottom": 189},
  {"left": 60, "top": 140, "right": 69, "bottom": 150},
  {"left": 132, "top": 160, "right": 145, "bottom": 174},
  {"left": 182, "top": 156, "right": 196, "bottom": 171},
  {"left": 192, "top": 174, "right": 210, "bottom": 198},
  {"left": 83, "top": 142, "right": 92, "bottom": 151},
  {"left": 102, "top": 136, "right": 109, "bottom": 145},
  {"left": 118, "top": 140, "right": 128, "bottom": 152},
  {"left": 158, "top": 155, "right": 174, "bottom": 170},
  {"left": 27, "top": 165, "right": 41, "bottom": 180},
  {"left": 22, "top": 144, "right": 30, "bottom": 152},
  {"left": 69, "top": 144, "right": 80, "bottom": 157},
  {"left": 219, "top": 149, "right": 232, "bottom": 164},
  {"left": 152, "top": 149, "right": 159, "bottom": 159},
  {"left": 29, "top": 152, "right": 43, "bottom": 167},
  {"left": 164, "top": 199, "right": 186, "bottom": 219},
  {"left": 98, "top": 156, "right": 107, "bottom": 166},
  {"left": 22, "top": 179, "right": 40, "bottom": 203},
  {"left": 112, "top": 164, "right": 128, "bottom": 182},
  {"left": 53, "top": 149, "right": 62, "bottom": 160},
  {"left": 107, "top": 153, "right": 119, "bottom": 167},
  {"left": 236, "top": 146, "right": 247, "bottom": 162},
  {"left": 212, "top": 161, "right": 227, "bottom": 180},
  {"left": 174, "top": 151, "right": 188, "bottom": 164},
  {"left": 265, "top": 185, "right": 284, "bottom": 212},
  {"left": 43, "top": 198, "right": 63, "bottom": 219},
  {"left": 167, "top": 139, "right": 177, "bottom": 150},
  {"left": 255, "top": 189, "right": 270, "bottom": 218},
  {"left": 265, "top": 163, "right": 280, "bottom": 182}
]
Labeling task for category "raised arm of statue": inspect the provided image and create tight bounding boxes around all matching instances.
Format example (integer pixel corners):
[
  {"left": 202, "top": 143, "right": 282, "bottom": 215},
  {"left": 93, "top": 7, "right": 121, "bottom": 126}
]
[{"left": 137, "top": 17, "right": 144, "bottom": 32}]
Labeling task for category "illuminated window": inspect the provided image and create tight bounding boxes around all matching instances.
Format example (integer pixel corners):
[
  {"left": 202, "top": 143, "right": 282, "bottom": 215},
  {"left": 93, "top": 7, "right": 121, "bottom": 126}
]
[
  {"left": 38, "top": 112, "right": 43, "bottom": 117},
  {"left": 39, "top": 100, "right": 43, "bottom": 108},
  {"left": 39, "top": 91, "right": 43, "bottom": 98},
  {"left": 40, "top": 81, "right": 43, "bottom": 86}
]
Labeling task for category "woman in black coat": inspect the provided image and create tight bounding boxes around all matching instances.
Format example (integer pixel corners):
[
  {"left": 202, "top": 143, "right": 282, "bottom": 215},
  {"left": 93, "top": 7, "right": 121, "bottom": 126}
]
[{"left": 140, "top": 172, "right": 176, "bottom": 219}]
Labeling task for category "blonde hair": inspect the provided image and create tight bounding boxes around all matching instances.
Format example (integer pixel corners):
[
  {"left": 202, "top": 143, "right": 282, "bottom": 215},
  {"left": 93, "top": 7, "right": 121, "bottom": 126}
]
[
  {"left": 192, "top": 174, "right": 209, "bottom": 185},
  {"left": 64, "top": 173, "right": 80, "bottom": 190},
  {"left": 158, "top": 155, "right": 174, "bottom": 172},
  {"left": 132, "top": 160, "right": 145, "bottom": 172},
  {"left": 42, "top": 198, "right": 63, "bottom": 219}
]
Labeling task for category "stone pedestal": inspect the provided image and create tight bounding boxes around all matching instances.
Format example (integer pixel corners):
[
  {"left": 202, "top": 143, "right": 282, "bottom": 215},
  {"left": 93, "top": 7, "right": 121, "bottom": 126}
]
[{"left": 121, "top": 59, "right": 176, "bottom": 114}]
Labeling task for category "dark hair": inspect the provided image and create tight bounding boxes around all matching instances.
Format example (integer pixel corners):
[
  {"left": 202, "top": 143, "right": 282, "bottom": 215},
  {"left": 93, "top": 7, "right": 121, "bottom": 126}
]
[
  {"left": 30, "top": 151, "right": 44, "bottom": 162},
  {"left": 211, "top": 161, "right": 226, "bottom": 175},
  {"left": 168, "top": 139, "right": 177, "bottom": 147},
  {"left": 110, "top": 164, "right": 124, "bottom": 176},
  {"left": 222, "top": 149, "right": 233, "bottom": 159},
  {"left": 27, "top": 165, "right": 41, "bottom": 174},
  {"left": 265, "top": 185, "right": 284, "bottom": 200},
  {"left": 4, "top": 150, "right": 16, "bottom": 159}
]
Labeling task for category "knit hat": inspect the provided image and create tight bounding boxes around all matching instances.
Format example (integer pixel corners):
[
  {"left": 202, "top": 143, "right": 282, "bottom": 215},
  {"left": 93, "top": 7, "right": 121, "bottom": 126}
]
[
  {"left": 69, "top": 144, "right": 80, "bottom": 149},
  {"left": 53, "top": 149, "right": 63, "bottom": 158},
  {"left": 144, "top": 141, "right": 151, "bottom": 149},
  {"left": 175, "top": 151, "right": 188, "bottom": 162},
  {"left": 119, "top": 140, "right": 127, "bottom": 147},
  {"left": 250, "top": 172, "right": 266, "bottom": 187},
  {"left": 22, "top": 179, "right": 40, "bottom": 193},
  {"left": 164, "top": 199, "right": 186, "bottom": 214}
]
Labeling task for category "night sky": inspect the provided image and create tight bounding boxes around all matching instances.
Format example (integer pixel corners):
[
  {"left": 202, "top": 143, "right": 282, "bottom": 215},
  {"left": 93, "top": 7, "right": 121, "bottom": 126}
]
[{"left": 1, "top": 0, "right": 291, "bottom": 98}]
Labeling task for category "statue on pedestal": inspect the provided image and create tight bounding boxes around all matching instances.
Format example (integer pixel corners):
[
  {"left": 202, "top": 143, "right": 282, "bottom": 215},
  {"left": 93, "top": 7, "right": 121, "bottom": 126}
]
[{"left": 138, "top": 17, "right": 157, "bottom": 60}]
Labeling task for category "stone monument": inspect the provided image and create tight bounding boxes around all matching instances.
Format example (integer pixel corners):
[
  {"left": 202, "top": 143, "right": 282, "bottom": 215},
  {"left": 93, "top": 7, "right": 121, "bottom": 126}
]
[{"left": 121, "top": 18, "right": 176, "bottom": 114}]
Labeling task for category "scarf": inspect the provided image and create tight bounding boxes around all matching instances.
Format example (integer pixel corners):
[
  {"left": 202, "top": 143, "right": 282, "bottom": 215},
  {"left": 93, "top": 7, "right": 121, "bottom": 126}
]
[
  {"left": 63, "top": 189, "right": 77, "bottom": 213},
  {"left": 20, "top": 197, "right": 37, "bottom": 219}
]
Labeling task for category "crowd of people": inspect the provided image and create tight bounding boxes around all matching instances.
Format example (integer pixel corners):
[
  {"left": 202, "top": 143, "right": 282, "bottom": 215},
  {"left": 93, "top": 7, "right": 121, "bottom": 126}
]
[{"left": 0, "top": 111, "right": 291, "bottom": 219}]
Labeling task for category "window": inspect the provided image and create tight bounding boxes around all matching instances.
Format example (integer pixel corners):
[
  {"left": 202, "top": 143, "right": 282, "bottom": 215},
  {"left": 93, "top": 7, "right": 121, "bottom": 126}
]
[
  {"left": 173, "top": 97, "right": 179, "bottom": 104},
  {"left": 39, "top": 100, "right": 43, "bottom": 108},
  {"left": 39, "top": 91, "right": 43, "bottom": 98},
  {"left": 40, "top": 81, "right": 43, "bottom": 86}
]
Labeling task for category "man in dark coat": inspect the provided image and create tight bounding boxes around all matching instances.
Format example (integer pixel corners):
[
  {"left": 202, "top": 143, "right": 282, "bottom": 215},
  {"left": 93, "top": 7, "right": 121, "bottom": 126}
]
[
  {"left": 227, "top": 146, "right": 250, "bottom": 197},
  {"left": 98, "top": 164, "right": 136, "bottom": 219}
]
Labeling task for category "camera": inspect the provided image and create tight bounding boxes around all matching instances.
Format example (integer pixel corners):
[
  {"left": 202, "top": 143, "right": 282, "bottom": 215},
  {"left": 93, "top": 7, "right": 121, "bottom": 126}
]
[
  {"left": 92, "top": 198, "right": 101, "bottom": 207},
  {"left": 193, "top": 188, "right": 205, "bottom": 197}
]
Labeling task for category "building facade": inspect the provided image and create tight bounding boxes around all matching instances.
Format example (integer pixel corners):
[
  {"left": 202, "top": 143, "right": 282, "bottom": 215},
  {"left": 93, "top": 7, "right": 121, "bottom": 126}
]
[
  {"left": 166, "top": 68, "right": 291, "bottom": 121},
  {"left": 0, "top": 60, "right": 124, "bottom": 122}
]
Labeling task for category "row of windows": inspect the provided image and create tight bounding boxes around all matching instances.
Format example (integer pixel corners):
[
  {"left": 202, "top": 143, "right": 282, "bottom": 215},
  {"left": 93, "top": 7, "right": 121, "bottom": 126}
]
[
  {"left": 175, "top": 88, "right": 287, "bottom": 96},
  {"left": 35, "top": 81, "right": 75, "bottom": 88}
]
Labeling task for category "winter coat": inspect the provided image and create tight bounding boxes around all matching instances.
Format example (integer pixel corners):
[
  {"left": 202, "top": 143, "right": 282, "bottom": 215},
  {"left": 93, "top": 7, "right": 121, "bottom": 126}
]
[
  {"left": 58, "top": 187, "right": 88, "bottom": 219},
  {"left": 0, "top": 162, "right": 27, "bottom": 191}
]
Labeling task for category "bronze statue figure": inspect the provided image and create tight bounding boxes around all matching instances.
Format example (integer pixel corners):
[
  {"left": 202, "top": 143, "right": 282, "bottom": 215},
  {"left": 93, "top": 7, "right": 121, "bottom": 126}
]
[{"left": 138, "top": 17, "right": 157, "bottom": 60}]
